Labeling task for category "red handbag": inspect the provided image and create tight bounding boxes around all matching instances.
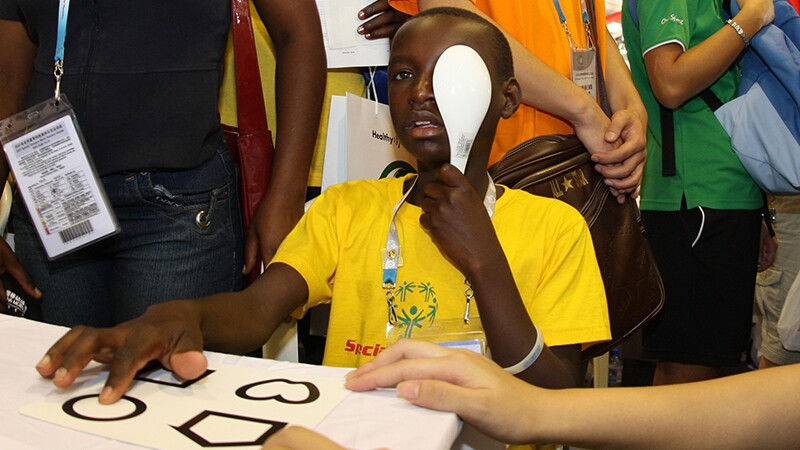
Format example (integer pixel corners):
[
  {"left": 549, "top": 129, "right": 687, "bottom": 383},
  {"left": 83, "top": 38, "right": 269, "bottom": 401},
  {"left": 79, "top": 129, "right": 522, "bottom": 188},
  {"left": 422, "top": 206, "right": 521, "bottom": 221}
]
[{"left": 222, "top": 0, "right": 274, "bottom": 285}]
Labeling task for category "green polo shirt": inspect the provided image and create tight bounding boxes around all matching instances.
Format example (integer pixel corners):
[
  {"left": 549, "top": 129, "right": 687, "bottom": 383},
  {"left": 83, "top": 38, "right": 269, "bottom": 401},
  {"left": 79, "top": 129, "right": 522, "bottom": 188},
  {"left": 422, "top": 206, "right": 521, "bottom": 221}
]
[{"left": 621, "top": 0, "right": 762, "bottom": 211}]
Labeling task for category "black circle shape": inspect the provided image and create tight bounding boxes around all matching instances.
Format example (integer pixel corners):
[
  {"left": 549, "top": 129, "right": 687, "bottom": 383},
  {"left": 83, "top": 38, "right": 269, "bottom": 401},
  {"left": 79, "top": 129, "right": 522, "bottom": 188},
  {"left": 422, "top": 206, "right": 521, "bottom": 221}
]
[
  {"left": 235, "top": 378, "right": 320, "bottom": 404},
  {"left": 62, "top": 394, "right": 147, "bottom": 422}
]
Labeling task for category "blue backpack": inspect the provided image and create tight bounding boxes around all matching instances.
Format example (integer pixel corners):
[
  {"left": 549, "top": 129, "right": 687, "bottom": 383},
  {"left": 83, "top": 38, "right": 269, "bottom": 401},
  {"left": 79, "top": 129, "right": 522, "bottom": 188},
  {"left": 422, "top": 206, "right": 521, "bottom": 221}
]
[
  {"left": 627, "top": 0, "right": 800, "bottom": 193},
  {"left": 715, "top": 0, "right": 800, "bottom": 193}
]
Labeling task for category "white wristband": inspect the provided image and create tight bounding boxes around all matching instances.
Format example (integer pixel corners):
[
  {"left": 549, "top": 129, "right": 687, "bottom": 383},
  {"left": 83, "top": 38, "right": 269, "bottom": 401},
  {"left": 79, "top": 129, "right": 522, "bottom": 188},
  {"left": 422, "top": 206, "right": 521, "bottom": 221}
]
[
  {"left": 726, "top": 19, "right": 750, "bottom": 47},
  {"left": 503, "top": 324, "right": 544, "bottom": 375}
]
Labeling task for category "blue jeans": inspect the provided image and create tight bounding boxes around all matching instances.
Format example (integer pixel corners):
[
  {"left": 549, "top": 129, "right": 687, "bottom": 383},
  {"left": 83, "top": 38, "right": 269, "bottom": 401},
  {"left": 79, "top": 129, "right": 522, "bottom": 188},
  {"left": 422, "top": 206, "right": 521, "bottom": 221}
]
[{"left": 13, "top": 144, "right": 245, "bottom": 327}]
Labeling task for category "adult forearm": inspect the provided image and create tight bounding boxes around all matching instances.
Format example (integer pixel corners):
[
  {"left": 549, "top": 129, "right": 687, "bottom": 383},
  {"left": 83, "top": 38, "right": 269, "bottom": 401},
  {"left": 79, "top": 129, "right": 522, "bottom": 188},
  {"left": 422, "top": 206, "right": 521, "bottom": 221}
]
[
  {"left": 0, "top": 24, "right": 34, "bottom": 118},
  {"left": 604, "top": 31, "right": 647, "bottom": 124},
  {"left": 533, "top": 364, "right": 800, "bottom": 449},
  {"left": 511, "top": 38, "right": 603, "bottom": 125},
  {"left": 0, "top": 19, "right": 37, "bottom": 182},
  {"left": 647, "top": 38, "right": 742, "bottom": 108},
  {"left": 646, "top": 5, "right": 771, "bottom": 108},
  {"left": 252, "top": 0, "right": 327, "bottom": 206},
  {"left": 270, "top": 40, "right": 326, "bottom": 205},
  {"left": 416, "top": 0, "right": 600, "bottom": 126}
]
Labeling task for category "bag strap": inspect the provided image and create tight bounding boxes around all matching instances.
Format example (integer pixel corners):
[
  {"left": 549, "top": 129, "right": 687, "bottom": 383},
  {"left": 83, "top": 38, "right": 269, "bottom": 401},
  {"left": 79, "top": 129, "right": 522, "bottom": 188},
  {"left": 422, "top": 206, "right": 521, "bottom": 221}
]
[{"left": 230, "top": 0, "right": 270, "bottom": 135}]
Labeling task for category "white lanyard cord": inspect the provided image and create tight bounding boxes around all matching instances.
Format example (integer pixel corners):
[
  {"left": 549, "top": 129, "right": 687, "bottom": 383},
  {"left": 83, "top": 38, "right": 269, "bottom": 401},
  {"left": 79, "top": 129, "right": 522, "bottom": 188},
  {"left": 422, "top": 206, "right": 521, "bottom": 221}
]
[{"left": 382, "top": 174, "right": 497, "bottom": 325}]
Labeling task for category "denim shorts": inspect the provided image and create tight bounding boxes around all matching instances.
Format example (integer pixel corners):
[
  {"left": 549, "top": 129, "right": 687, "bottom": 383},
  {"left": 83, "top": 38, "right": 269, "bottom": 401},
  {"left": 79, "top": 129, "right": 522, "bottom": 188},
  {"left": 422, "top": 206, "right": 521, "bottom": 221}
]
[{"left": 12, "top": 143, "right": 245, "bottom": 327}]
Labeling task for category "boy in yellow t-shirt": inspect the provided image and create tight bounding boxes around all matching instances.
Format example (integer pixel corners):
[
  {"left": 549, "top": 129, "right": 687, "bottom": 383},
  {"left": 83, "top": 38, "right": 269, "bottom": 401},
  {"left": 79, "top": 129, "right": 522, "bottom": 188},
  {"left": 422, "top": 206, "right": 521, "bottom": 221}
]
[{"left": 36, "top": 7, "right": 609, "bottom": 404}]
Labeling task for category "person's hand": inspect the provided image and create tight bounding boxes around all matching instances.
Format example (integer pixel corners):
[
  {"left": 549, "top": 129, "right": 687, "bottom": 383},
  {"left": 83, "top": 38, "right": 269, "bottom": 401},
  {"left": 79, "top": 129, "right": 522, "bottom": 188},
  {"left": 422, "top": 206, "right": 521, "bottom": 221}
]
[
  {"left": 261, "top": 426, "right": 348, "bottom": 450},
  {"left": 418, "top": 164, "right": 505, "bottom": 278},
  {"left": 758, "top": 220, "right": 777, "bottom": 272},
  {"left": 592, "top": 108, "right": 646, "bottom": 203},
  {"left": 345, "top": 339, "right": 540, "bottom": 444},
  {"left": 244, "top": 190, "right": 305, "bottom": 277},
  {"left": 357, "top": 0, "right": 409, "bottom": 40},
  {"left": 737, "top": 0, "right": 775, "bottom": 28},
  {"left": 0, "top": 239, "right": 40, "bottom": 302},
  {"left": 34, "top": 300, "right": 208, "bottom": 404},
  {"left": 571, "top": 106, "right": 623, "bottom": 199}
]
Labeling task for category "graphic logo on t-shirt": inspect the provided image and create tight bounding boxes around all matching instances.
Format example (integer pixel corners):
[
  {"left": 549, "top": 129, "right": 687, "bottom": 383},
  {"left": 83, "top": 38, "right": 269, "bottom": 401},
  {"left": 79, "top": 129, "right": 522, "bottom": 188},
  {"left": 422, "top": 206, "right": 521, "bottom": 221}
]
[
  {"left": 660, "top": 13, "right": 685, "bottom": 25},
  {"left": 394, "top": 280, "right": 439, "bottom": 339}
]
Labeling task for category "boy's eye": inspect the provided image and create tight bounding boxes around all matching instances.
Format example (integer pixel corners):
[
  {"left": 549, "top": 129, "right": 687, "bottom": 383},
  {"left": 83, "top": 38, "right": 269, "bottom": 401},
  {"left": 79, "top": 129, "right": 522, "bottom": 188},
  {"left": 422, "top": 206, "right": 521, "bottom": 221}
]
[{"left": 392, "top": 70, "right": 413, "bottom": 81}]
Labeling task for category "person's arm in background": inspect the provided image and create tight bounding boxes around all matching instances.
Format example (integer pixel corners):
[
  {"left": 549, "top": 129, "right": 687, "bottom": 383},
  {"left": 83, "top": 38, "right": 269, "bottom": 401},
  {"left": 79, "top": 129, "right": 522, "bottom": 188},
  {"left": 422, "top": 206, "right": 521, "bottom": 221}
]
[
  {"left": 345, "top": 339, "right": 800, "bottom": 449},
  {"left": 358, "top": 0, "right": 645, "bottom": 200},
  {"left": 759, "top": 221, "right": 778, "bottom": 270},
  {"left": 244, "top": 0, "right": 326, "bottom": 272},
  {"left": 0, "top": 19, "right": 43, "bottom": 301},
  {"left": 644, "top": 0, "right": 774, "bottom": 109},
  {"left": 758, "top": 199, "right": 778, "bottom": 271}
]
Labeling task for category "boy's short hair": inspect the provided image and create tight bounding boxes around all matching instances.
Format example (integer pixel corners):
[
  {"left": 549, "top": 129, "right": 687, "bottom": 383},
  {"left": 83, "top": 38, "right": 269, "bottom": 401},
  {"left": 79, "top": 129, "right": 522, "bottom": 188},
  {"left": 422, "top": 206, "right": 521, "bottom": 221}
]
[{"left": 411, "top": 7, "right": 514, "bottom": 81}]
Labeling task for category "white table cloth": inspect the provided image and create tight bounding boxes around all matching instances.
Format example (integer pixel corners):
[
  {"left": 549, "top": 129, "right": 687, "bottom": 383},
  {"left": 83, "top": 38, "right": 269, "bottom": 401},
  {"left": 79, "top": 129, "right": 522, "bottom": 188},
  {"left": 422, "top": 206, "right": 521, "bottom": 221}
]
[{"left": 0, "top": 315, "right": 460, "bottom": 449}]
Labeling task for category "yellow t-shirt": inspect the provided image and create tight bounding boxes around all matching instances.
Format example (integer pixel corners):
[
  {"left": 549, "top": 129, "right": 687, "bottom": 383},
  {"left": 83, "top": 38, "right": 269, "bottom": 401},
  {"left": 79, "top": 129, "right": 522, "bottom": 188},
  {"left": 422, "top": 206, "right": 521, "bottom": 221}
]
[
  {"left": 389, "top": 0, "right": 608, "bottom": 166},
  {"left": 271, "top": 175, "right": 610, "bottom": 368},
  {"left": 218, "top": 3, "right": 365, "bottom": 187}
]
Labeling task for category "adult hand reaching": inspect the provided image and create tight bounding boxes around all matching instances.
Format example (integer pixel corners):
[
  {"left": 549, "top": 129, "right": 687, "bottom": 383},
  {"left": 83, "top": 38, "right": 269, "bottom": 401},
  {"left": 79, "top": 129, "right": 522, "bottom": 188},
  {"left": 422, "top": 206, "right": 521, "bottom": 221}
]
[
  {"left": 357, "top": 0, "right": 409, "bottom": 40},
  {"left": 345, "top": 339, "right": 539, "bottom": 444}
]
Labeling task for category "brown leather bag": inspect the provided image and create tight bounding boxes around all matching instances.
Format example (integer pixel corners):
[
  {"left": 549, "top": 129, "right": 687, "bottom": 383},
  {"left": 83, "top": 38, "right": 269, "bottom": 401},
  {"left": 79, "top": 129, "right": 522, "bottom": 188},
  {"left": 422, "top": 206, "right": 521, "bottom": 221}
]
[
  {"left": 222, "top": 0, "right": 274, "bottom": 285},
  {"left": 488, "top": 134, "right": 664, "bottom": 360}
]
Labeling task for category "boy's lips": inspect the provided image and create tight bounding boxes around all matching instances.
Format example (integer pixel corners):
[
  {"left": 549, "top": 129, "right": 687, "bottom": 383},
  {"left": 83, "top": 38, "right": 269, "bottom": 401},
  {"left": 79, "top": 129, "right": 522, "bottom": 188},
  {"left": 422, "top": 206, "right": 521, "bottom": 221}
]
[{"left": 404, "top": 112, "right": 444, "bottom": 139}]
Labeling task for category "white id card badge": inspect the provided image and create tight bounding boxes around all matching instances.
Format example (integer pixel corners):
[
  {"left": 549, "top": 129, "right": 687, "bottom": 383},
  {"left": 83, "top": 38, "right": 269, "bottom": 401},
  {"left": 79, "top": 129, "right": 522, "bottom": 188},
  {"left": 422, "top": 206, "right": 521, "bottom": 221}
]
[
  {"left": 0, "top": 95, "right": 119, "bottom": 259},
  {"left": 386, "top": 317, "right": 487, "bottom": 355},
  {"left": 570, "top": 46, "right": 598, "bottom": 101}
]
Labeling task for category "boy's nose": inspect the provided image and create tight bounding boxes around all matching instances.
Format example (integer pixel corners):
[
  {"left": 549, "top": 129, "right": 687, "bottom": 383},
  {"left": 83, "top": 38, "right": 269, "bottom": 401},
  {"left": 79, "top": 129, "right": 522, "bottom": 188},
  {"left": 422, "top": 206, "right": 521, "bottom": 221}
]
[{"left": 410, "top": 78, "right": 435, "bottom": 104}]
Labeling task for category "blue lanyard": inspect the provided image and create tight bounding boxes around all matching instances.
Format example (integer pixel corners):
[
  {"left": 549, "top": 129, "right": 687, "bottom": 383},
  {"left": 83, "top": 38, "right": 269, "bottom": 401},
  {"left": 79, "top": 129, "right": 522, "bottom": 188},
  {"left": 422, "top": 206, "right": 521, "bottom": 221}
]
[
  {"left": 552, "top": 0, "right": 594, "bottom": 48},
  {"left": 54, "top": 0, "right": 71, "bottom": 100},
  {"left": 552, "top": 0, "right": 569, "bottom": 24},
  {"left": 55, "top": 0, "right": 71, "bottom": 62}
]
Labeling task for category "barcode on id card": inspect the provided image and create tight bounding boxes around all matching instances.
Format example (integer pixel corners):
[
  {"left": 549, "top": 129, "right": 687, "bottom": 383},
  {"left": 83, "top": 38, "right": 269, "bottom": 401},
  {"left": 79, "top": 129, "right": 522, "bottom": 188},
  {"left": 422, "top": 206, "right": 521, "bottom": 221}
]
[{"left": 58, "top": 220, "right": 94, "bottom": 243}]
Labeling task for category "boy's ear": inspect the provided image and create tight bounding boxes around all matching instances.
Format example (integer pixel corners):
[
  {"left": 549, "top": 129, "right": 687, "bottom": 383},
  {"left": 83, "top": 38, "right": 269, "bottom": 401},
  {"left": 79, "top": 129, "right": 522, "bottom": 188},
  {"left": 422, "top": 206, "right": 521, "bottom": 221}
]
[{"left": 500, "top": 77, "right": 522, "bottom": 119}]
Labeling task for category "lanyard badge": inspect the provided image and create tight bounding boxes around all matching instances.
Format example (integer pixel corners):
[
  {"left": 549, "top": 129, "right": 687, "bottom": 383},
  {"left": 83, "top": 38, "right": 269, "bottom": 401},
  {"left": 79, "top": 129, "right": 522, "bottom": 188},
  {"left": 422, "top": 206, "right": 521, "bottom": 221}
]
[
  {"left": 554, "top": 0, "right": 598, "bottom": 100},
  {"left": 0, "top": 0, "right": 119, "bottom": 259}
]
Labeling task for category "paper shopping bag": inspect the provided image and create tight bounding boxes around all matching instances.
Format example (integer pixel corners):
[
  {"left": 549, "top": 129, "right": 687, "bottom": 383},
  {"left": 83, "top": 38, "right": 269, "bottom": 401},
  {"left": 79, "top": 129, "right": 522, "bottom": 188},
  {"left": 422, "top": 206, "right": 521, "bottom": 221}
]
[{"left": 322, "top": 93, "right": 416, "bottom": 191}]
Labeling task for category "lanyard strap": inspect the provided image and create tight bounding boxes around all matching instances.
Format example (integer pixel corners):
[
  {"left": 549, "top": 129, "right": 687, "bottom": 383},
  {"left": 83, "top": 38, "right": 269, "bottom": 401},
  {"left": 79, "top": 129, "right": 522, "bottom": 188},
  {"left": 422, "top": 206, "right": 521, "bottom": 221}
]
[
  {"left": 552, "top": 0, "right": 594, "bottom": 48},
  {"left": 54, "top": 0, "right": 71, "bottom": 100},
  {"left": 580, "top": 0, "right": 595, "bottom": 48},
  {"left": 382, "top": 178, "right": 418, "bottom": 288},
  {"left": 383, "top": 175, "right": 497, "bottom": 325},
  {"left": 55, "top": 0, "right": 70, "bottom": 62}
]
